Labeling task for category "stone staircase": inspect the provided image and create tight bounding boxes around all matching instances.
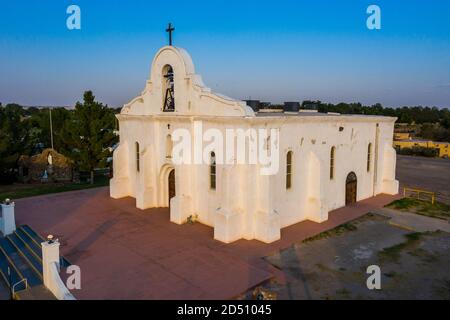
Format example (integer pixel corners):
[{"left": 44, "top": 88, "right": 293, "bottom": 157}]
[
  {"left": 15, "top": 285, "right": 55, "bottom": 300},
  {"left": 0, "top": 225, "right": 70, "bottom": 300}
]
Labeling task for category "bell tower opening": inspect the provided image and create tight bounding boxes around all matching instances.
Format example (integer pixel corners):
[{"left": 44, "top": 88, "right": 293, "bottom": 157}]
[{"left": 162, "top": 64, "right": 175, "bottom": 112}]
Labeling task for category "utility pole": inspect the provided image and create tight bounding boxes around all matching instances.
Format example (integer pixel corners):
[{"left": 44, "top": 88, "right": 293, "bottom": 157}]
[{"left": 49, "top": 108, "right": 54, "bottom": 150}]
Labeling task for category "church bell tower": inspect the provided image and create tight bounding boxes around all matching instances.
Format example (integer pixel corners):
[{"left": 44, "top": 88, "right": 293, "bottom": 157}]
[{"left": 163, "top": 23, "right": 175, "bottom": 112}]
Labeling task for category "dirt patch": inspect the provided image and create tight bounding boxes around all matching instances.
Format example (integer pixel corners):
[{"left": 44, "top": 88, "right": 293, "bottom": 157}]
[{"left": 242, "top": 213, "right": 450, "bottom": 299}]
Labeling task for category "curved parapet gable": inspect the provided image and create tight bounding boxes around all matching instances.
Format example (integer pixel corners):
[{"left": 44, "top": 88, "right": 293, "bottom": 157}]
[{"left": 120, "top": 46, "right": 254, "bottom": 117}]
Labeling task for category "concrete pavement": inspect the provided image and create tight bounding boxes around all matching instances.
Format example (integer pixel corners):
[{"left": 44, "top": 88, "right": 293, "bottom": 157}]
[
  {"left": 374, "top": 207, "right": 450, "bottom": 233},
  {"left": 14, "top": 187, "right": 398, "bottom": 299}
]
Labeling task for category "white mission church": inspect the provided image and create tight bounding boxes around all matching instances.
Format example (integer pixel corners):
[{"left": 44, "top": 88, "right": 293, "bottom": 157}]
[{"left": 110, "top": 39, "right": 399, "bottom": 243}]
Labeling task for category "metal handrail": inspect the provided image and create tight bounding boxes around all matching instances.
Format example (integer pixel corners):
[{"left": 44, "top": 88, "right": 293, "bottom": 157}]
[
  {"left": 12, "top": 278, "right": 28, "bottom": 298},
  {"left": 403, "top": 187, "right": 436, "bottom": 204}
]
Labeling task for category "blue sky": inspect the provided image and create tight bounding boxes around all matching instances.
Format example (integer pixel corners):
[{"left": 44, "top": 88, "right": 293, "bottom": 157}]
[{"left": 1, "top": 0, "right": 449, "bottom": 108}]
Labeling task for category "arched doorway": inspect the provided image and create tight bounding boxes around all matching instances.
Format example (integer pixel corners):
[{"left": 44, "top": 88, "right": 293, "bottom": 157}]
[
  {"left": 168, "top": 169, "right": 175, "bottom": 206},
  {"left": 345, "top": 172, "right": 357, "bottom": 205}
]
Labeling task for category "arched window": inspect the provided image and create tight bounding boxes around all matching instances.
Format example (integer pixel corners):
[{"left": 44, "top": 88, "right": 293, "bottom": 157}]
[
  {"left": 330, "top": 146, "right": 335, "bottom": 180},
  {"left": 286, "top": 151, "right": 293, "bottom": 189},
  {"left": 135, "top": 142, "right": 140, "bottom": 172},
  {"left": 166, "top": 134, "right": 173, "bottom": 158},
  {"left": 367, "top": 143, "right": 372, "bottom": 172},
  {"left": 162, "top": 65, "right": 175, "bottom": 111},
  {"left": 210, "top": 152, "right": 216, "bottom": 190},
  {"left": 265, "top": 135, "right": 271, "bottom": 151}
]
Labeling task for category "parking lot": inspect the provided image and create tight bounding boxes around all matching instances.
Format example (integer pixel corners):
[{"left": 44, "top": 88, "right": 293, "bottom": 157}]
[{"left": 396, "top": 155, "right": 450, "bottom": 204}]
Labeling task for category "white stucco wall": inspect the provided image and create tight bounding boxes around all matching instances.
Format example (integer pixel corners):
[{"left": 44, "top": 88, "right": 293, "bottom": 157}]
[
  {"left": 41, "top": 241, "right": 76, "bottom": 300},
  {"left": 0, "top": 203, "right": 16, "bottom": 236},
  {"left": 110, "top": 45, "right": 399, "bottom": 244}
]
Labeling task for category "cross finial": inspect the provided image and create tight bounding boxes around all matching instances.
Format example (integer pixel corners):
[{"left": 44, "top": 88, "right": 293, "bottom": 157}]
[{"left": 166, "top": 23, "right": 175, "bottom": 46}]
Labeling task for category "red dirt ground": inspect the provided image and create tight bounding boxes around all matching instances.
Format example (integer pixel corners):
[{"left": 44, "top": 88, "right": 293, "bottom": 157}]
[{"left": 14, "top": 187, "right": 399, "bottom": 299}]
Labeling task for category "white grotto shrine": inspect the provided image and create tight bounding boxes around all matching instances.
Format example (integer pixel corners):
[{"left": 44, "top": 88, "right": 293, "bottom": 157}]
[{"left": 110, "top": 44, "right": 399, "bottom": 243}]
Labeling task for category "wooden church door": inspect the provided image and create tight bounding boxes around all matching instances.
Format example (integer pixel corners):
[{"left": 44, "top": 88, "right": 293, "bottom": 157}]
[
  {"left": 345, "top": 172, "right": 357, "bottom": 205},
  {"left": 168, "top": 169, "right": 176, "bottom": 206}
]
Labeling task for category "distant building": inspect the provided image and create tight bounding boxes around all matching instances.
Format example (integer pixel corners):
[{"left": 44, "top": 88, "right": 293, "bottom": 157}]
[
  {"left": 394, "top": 123, "right": 419, "bottom": 136},
  {"left": 393, "top": 139, "right": 450, "bottom": 158},
  {"left": 244, "top": 100, "right": 260, "bottom": 111},
  {"left": 394, "top": 132, "right": 410, "bottom": 140},
  {"left": 283, "top": 102, "right": 300, "bottom": 112}
]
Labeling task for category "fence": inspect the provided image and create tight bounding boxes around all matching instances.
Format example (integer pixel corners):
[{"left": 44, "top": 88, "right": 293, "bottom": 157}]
[{"left": 403, "top": 187, "right": 436, "bottom": 204}]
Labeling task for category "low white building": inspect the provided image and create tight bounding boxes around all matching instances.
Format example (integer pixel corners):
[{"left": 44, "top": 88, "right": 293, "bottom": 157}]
[{"left": 110, "top": 45, "right": 398, "bottom": 243}]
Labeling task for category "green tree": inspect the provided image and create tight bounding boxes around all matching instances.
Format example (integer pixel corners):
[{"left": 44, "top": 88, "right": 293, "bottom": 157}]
[
  {"left": 0, "top": 104, "right": 32, "bottom": 183},
  {"left": 28, "top": 107, "right": 73, "bottom": 153},
  {"left": 67, "top": 91, "right": 117, "bottom": 184}
]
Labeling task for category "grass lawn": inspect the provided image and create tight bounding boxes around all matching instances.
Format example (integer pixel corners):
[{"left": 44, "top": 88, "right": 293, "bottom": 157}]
[
  {"left": 386, "top": 197, "right": 450, "bottom": 220},
  {"left": 0, "top": 175, "right": 109, "bottom": 200},
  {"left": 378, "top": 232, "right": 424, "bottom": 262}
]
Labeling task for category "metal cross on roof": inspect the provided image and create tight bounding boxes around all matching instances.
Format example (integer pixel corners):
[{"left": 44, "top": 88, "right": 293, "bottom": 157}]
[{"left": 166, "top": 23, "right": 175, "bottom": 46}]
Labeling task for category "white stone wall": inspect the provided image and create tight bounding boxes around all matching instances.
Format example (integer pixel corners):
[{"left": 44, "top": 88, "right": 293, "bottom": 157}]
[{"left": 41, "top": 241, "right": 76, "bottom": 300}]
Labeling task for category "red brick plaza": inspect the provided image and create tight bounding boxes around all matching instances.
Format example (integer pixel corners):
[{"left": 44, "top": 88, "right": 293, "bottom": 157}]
[{"left": 15, "top": 187, "right": 398, "bottom": 299}]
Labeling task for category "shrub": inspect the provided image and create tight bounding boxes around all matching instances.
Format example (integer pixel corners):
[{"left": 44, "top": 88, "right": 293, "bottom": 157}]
[{"left": 396, "top": 146, "right": 438, "bottom": 157}]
